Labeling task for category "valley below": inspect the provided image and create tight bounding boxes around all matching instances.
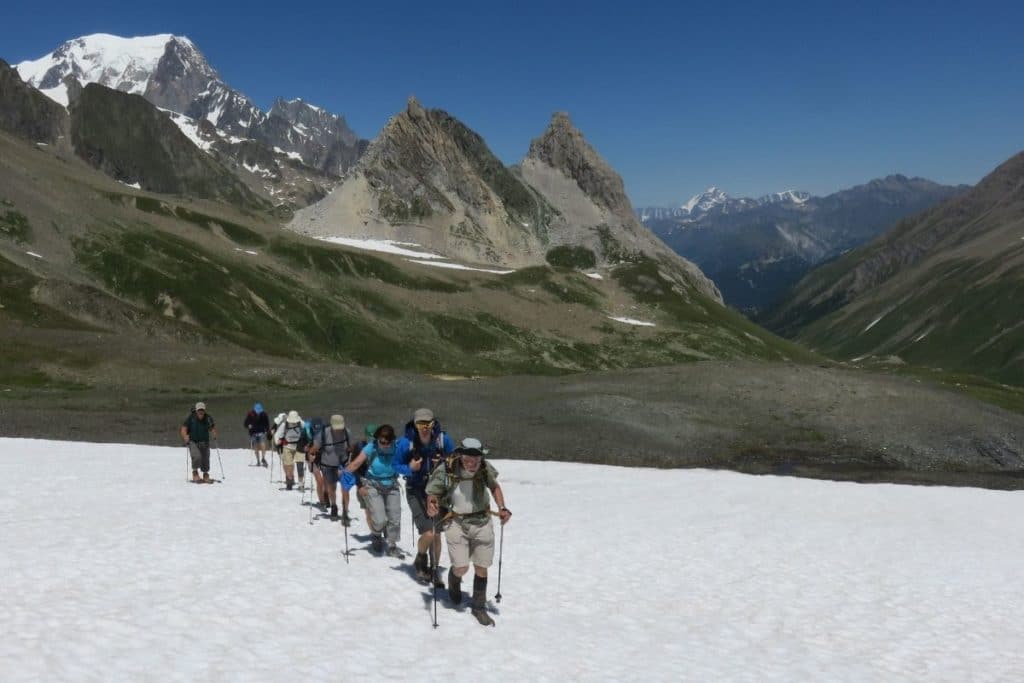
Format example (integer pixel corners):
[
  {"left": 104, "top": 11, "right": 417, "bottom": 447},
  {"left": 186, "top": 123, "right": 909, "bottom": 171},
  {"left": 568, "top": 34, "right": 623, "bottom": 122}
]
[{"left": 3, "top": 337, "right": 1021, "bottom": 490}]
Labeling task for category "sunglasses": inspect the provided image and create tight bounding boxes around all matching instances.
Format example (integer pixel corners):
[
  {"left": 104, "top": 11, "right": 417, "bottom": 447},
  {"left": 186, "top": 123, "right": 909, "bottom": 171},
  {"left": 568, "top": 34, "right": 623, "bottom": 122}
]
[
  {"left": 377, "top": 438, "right": 393, "bottom": 446},
  {"left": 414, "top": 420, "right": 433, "bottom": 428}
]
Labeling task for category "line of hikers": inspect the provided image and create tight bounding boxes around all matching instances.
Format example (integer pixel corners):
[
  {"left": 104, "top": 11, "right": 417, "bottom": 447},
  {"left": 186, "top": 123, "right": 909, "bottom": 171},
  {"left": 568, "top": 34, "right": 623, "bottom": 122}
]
[{"left": 186, "top": 402, "right": 512, "bottom": 626}]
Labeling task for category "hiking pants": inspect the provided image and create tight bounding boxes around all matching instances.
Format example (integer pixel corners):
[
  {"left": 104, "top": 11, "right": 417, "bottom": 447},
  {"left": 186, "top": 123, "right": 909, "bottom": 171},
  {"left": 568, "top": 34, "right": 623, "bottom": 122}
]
[
  {"left": 406, "top": 488, "right": 433, "bottom": 534},
  {"left": 321, "top": 465, "right": 340, "bottom": 489},
  {"left": 365, "top": 483, "right": 401, "bottom": 543},
  {"left": 189, "top": 441, "right": 211, "bottom": 474},
  {"left": 444, "top": 516, "right": 494, "bottom": 569}
]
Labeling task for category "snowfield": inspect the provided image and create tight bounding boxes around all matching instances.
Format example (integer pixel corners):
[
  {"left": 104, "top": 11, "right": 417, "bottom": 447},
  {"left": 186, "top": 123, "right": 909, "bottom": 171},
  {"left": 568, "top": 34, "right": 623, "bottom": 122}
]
[{"left": 1, "top": 438, "right": 1021, "bottom": 682}]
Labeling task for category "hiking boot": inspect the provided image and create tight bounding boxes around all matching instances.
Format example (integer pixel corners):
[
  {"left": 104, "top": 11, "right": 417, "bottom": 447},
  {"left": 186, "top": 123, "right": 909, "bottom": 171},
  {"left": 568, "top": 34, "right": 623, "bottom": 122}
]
[
  {"left": 447, "top": 569, "right": 463, "bottom": 604},
  {"left": 330, "top": 504, "right": 339, "bottom": 520},
  {"left": 192, "top": 471, "right": 201, "bottom": 483},
  {"left": 432, "top": 567, "right": 446, "bottom": 590},
  {"left": 286, "top": 479, "right": 294, "bottom": 491},
  {"left": 202, "top": 472, "right": 211, "bottom": 483},
  {"left": 341, "top": 511, "right": 351, "bottom": 527},
  {"left": 261, "top": 459, "right": 268, "bottom": 467},
  {"left": 471, "top": 576, "right": 494, "bottom": 626},
  {"left": 387, "top": 543, "right": 403, "bottom": 558},
  {"left": 371, "top": 534, "right": 384, "bottom": 555},
  {"left": 414, "top": 553, "right": 430, "bottom": 582}
]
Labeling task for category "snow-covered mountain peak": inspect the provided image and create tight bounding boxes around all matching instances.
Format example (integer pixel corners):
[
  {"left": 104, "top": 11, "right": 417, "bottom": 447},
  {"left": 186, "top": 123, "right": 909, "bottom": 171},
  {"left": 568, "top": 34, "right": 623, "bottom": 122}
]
[
  {"left": 15, "top": 33, "right": 190, "bottom": 106},
  {"left": 682, "top": 186, "right": 730, "bottom": 214},
  {"left": 15, "top": 32, "right": 365, "bottom": 179},
  {"left": 758, "top": 189, "right": 810, "bottom": 205}
]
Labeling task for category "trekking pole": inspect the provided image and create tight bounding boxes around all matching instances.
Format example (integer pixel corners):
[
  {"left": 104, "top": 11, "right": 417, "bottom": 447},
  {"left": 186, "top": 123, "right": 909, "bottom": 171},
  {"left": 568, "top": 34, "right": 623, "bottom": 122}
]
[
  {"left": 185, "top": 444, "right": 191, "bottom": 482},
  {"left": 343, "top": 516, "right": 350, "bottom": 564},
  {"left": 494, "top": 520, "right": 504, "bottom": 603},
  {"left": 431, "top": 514, "right": 439, "bottom": 629},
  {"left": 308, "top": 472, "right": 315, "bottom": 526},
  {"left": 214, "top": 440, "right": 225, "bottom": 481},
  {"left": 269, "top": 449, "right": 275, "bottom": 485}
]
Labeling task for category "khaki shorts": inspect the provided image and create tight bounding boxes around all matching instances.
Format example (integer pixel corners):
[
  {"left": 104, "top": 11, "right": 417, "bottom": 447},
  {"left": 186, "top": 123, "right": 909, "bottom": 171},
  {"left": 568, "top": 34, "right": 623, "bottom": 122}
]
[
  {"left": 281, "top": 446, "right": 301, "bottom": 467},
  {"left": 444, "top": 516, "right": 495, "bottom": 569}
]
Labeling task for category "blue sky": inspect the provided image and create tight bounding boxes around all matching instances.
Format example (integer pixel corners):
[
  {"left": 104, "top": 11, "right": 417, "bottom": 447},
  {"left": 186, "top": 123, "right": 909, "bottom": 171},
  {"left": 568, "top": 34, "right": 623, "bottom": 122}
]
[{"left": 3, "top": 0, "right": 1022, "bottom": 206}]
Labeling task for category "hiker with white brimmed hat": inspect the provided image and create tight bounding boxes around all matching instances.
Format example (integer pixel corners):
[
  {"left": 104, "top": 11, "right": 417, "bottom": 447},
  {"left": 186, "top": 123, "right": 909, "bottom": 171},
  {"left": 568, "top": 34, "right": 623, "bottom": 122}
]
[
  {"left": 273, "top": 410, "right": 306, "bottom": 490},
  {"left": 426, "top": 437, "right": 511, "bottom": 626}
]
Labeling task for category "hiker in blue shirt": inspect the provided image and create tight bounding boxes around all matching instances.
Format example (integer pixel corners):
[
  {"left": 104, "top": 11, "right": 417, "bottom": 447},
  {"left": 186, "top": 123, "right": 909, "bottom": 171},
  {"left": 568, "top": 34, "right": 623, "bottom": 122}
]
[
  {"left": 396, "top": 407, "right": 455, "bottom": 585},
  {"left": 346, "top": 424, "right": 410, "bottom": 557}
]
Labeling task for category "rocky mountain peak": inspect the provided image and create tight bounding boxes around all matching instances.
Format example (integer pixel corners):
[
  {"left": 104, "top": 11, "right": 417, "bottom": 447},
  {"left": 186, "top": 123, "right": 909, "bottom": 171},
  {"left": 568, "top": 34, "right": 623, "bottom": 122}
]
[
  {"left": 406, "top": 95, "right": 426, "bottom": 120},
  {"left": 17, "top": 33, "right": 367, "bottom": 181},
  {"left": 527, "top": 111, "right": 634, "bottom": 220}
]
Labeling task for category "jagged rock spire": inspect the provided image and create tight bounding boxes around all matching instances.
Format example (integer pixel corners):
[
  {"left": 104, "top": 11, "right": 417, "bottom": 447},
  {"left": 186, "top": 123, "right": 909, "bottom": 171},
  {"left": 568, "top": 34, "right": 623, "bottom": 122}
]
[{"left": 528, "top": 112, "right": 634, "bottom": 220}]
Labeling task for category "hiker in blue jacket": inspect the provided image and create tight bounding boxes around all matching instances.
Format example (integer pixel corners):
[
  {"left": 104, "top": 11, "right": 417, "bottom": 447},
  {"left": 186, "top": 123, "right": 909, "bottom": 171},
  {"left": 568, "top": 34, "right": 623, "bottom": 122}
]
[
  {"left": 396, "top": 407, "right": 455, "bottom": 584},
  {"left": 345, "top": 424, "right": 410, "bottom": 557},
  {"left": 244, "top": 402, "right": 270, "bottom": 467}
]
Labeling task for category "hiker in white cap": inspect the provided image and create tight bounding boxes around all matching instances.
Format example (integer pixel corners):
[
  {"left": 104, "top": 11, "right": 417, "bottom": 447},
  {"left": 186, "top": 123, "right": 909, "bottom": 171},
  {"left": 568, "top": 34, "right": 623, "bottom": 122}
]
[
  {"left": 426, "top": 437, "right": 511, "bottom": 626},
  {"left": 179, "top": 402, "right": 218, "bottom": 483},
  {"left": 273, "top": 410, "right": 306, "bottom": 490}
]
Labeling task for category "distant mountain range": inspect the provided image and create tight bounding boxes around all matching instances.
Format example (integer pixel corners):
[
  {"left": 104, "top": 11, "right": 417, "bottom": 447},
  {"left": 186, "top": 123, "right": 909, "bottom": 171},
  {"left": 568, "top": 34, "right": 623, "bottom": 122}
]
[
  {"left": 638, "top": 187, "right": 809, "bottom": 222},
  {"left": 762, "top": 151, "right": 1024, "bottom": 385},
  {"left": 14, "top": 33, "right": 367, "bottom": 210},
  {"left": 638, "top": 178, "right": 968, "bottom": 315}
]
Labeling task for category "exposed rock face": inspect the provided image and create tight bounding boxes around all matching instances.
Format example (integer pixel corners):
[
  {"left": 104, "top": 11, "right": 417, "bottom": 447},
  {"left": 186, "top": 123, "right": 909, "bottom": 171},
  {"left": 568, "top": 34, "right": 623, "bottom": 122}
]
[
  {"left": 0, "top": 59, "right": 69, "bottom": 145},
  {"left": 70, "top": 83, "right": 268, "bottom": 209},
  {"left": 528, "top": 112, "right": 635, "bottom": 222},
  {"left": 291, "top": 97, "right": 555, "bottom": 266},
  {"left": 521, "top": 112, "right": 721, "bottom": 302},
  {"left": 292, "top": 103, "right": 721, "bottom": 301}
]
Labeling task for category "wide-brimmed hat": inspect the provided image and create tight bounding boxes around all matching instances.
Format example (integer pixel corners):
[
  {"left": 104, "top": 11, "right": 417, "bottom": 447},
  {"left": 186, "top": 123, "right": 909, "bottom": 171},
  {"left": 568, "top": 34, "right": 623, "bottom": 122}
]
[
  {"left": 456, "top": 437, "right": 487, "bottom": 457},
  {"left": 287, "top": 410, "right": 301, "bottom": 423}
]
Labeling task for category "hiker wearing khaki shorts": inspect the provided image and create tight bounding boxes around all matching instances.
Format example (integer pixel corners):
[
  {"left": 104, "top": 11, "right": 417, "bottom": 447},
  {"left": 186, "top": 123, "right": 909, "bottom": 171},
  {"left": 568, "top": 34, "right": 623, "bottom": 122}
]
[{"left": 426, "top": 437, "right": 511, "bottom": 626}]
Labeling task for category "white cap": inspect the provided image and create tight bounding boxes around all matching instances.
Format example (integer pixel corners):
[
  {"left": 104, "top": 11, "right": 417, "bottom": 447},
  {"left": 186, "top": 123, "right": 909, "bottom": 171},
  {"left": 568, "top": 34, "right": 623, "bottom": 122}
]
[{"left": 287, "top": 410, "right": 301, "bottom": 423}]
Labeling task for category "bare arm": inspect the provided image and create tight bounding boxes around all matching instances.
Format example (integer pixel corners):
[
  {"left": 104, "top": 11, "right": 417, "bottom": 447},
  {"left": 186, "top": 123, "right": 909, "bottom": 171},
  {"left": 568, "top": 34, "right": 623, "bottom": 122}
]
[
  {"left": 491, "top": 484, "right": 511, "bottom": 524},
  {"left": 346, "top": 452, "right": 367, "bottom": 474}
]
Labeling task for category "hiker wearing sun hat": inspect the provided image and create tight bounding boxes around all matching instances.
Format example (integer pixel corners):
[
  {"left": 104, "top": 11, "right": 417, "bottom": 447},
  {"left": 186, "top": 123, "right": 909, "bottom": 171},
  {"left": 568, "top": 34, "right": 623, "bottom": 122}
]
[
  {"left": 180, "top": 402, "right": 218, "bottom": 483},
  {"left": 426, "top": 437, "right": 511, "bottom": 626},
  {"left": 244, "top": 402, "right": 270, "bottom": 467},
  {"left": 309, "top": 414, "right": 355, "bottom": 521},
  {"left": 396, "top": 407, "right": 455, "bottom": 585},
  {"left": 273, "top": 410, "right": 306, "bottom": 490}
]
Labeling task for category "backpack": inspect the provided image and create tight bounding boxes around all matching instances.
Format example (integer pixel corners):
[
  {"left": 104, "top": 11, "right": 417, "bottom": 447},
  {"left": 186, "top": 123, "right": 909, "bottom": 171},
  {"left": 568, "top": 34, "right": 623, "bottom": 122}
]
[
  {"left": 437, "top": 454, "right": 491, "bottom": 511},
  {"left": 325, "top": 427, "right": 351, "bottom": 457},
  {"left": 304, "top": 417, "right": 325, "bottom": 453},
  {"left": 404, "top": 419, "right": 448, "bottom": 480}
]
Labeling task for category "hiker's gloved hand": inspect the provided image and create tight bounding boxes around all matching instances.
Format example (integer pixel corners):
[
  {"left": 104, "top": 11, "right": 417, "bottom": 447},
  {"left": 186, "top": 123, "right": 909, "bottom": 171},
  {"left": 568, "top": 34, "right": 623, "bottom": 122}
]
[
  {"left": 499, "top": 507, "right": 511, "bottom": 525},
  {"left": 410, "top": 455, "right": 423, "bottom": 472},
  {"left": 427, "top": 499, "right": 438, "bottom": 518}
]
